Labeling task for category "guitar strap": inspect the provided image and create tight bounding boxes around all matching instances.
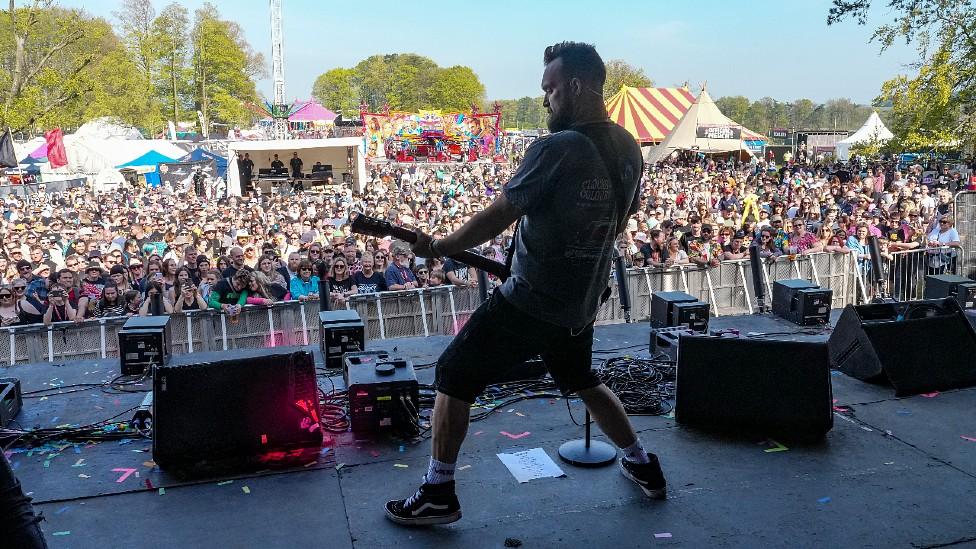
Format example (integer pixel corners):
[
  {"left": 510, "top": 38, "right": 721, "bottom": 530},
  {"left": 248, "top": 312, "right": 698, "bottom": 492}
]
[{"left": 504, "top": 122, "right": 635, "bottom": 276}]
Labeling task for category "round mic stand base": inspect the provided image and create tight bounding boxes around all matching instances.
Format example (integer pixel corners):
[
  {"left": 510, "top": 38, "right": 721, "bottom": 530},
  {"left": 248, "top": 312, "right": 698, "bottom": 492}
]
[{"left": 557, "top": 411, "right": 617, "bottom": 467}]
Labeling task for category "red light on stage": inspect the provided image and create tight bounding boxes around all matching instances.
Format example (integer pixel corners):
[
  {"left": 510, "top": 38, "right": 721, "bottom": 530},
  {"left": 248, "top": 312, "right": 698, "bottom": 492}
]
[{"left": 261, "top": 434, "right": 268, "bottom": 444}]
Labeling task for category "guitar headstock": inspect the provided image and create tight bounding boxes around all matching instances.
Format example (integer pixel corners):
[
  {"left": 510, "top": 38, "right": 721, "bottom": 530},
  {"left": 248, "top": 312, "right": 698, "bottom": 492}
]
[{"left": 349, "top": 211, "right": 394, "bottom": 239}]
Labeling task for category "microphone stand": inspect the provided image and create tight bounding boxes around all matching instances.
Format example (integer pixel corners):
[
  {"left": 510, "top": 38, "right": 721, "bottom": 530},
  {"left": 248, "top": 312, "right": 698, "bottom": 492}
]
[{"left": 557, "top": 249, "right": 622, "bottom": 468}]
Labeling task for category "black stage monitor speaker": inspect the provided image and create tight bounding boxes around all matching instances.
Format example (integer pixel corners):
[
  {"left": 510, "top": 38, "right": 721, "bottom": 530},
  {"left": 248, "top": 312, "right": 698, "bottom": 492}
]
[
  {"left": 118, "top": 316, "right": 171, "bottom": 375},
  {"left": 153, "top": 348, "right": 322, "bottom": 468},
  {"left": 676, "top": 335, "right": 833, "bottom": 439},
  {"left": 827, "top": 298, "right": 976, "bottom": 396},
  {"left": 924, "top": 274, "right": 976, "bottom": 309},
  {"left": 319, "top": 310, "right": 365, "bottom": 369},
  {"left": 651, "top": 291, "right": 709, "bottom": 332},
  {"left": 0, "top": 377, "right": 22, "bottom": 428},
  {"left": 772, "top": 279, "right": 832, "bottom": 326}
]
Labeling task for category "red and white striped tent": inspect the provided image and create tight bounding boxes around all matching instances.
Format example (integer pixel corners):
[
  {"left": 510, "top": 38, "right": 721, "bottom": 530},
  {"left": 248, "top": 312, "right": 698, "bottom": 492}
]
[{"left": 605, "top": 86, "right": 697, "bottom": 144}]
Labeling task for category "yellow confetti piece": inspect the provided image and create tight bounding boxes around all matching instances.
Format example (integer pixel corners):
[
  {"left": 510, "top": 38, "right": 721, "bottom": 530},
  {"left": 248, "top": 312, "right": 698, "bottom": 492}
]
[
  {"left": 217, "top": 480, "right": 233, "bottom": 486},
  {"left": 393, "top": 464, "right": 409, "bottom": 468},
  {"left": 335, "top": 463, "right": 345, "bottom": 471},
  {"left": 303, "top": 461, "right": 317, "bottom": 468},
  {"left": 458, "top": 465, "right": 471, "bottom": 471},
  {"left": 78, "top": 474, "right": 90, "bottom": 478},
  {"left": 764, "top": 440, "right": 789, "bottom": 453},
  {"left": 242, "top": 486, "right": 250, "bottom": 494}
]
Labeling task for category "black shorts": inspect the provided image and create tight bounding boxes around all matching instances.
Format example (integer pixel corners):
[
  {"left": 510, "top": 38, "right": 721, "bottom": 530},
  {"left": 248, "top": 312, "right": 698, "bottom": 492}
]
[{"left": 434, "top": 289, "right": 601, "bottom": 403}]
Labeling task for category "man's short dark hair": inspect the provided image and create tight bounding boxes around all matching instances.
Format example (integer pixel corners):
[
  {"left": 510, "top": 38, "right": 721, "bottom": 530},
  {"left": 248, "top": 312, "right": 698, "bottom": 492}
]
[{"left": 543, "top": 41, "right": 606, "bottom": 88}]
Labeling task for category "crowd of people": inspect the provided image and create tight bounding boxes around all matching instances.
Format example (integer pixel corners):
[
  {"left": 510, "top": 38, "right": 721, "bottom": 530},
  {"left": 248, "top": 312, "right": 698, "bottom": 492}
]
[{"left": 0, "top": 138, "right": 969, "bottom": 328}]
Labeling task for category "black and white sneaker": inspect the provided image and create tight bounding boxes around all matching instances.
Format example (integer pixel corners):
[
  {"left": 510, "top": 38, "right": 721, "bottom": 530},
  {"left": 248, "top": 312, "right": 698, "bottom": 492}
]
[
  {"left": 385, "top": 481, "right": 461, "bottom": 526},
  {"left": 620, "top": 453, "right": 667, "bottom": 499}
]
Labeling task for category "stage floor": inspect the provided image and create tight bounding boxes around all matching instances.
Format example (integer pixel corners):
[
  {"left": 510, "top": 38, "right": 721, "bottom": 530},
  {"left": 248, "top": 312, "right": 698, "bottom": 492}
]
[{"left": 3, "top": 312, "right": 976, "bottom": 549}]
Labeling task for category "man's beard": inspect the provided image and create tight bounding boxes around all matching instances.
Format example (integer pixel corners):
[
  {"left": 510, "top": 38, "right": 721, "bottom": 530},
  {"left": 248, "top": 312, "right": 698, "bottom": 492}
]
[{"left": 546, "top": 100, "right": 575, "bottom": 133}]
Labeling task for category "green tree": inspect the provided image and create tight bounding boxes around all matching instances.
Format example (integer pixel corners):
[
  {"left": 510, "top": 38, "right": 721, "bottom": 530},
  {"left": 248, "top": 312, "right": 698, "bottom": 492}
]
[
  {"left": 191, "top": 3, "right": 264, "bottom": 133},
  {"left": 789, "top": 98, "right": 816, "bottom": 128},
  {"left": 828, "top": 0, "right": 976, "bottom": 148},
  {"left": 603, "top": 59, "right": 652, "bottom": 97},
  {"left": 152, "top": 2, "right": 192, "bottom": 126},
  {"left": 314, "top": 53, "right": 486, "bottom": 112},
  {"left": 879, "top": 46, "right": 962, "bottom": 150},
  {"left": 114, "top": 0, "right": 158, "bottom": 131},
  {"left": 714, "top": 95, "right": 749, "bottom": 123},
  {"left": 312, "top": 67, "right": 359, "bottom": 114},
  {"left": 0, "top": 1, "right": 151, "bottom": 133},
  {"left": 429, "top": 66, "right": 486, "bottom": 112}
]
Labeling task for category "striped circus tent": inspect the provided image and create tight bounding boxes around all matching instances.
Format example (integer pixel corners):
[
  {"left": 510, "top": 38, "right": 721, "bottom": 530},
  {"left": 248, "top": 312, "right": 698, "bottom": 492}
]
[{"left": 605, "top": 85, "right": 697, "bottom": 144}]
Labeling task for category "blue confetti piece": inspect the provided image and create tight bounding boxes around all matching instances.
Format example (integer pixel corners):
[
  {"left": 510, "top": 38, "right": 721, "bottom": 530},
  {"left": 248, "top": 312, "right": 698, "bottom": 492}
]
[
  {"left": 55, "top": 506, "right": 70, "bottom": 515},
  {"left": 896, "top": 409, "right": 912, "bottom": 416},
  {"left": 830, "top": 371, "right": 842, "bottom": 376},
  {"left": 818, "top": 497, "right": 831, "bottom": 504},
  {"left": 398, "top": 445, "right": 405, "bottom": 453},
  {"left": 73, "top": 445, "right": 81, "bottom": 454},
  {"left": 119, "top": 439, "right": 132, "bottom": 445},
  {"left": 319, "top": 447, "right": 331, "bottom": 455},
  {"left": 50, "top": 417, "right": 58, "bottom": 424}
]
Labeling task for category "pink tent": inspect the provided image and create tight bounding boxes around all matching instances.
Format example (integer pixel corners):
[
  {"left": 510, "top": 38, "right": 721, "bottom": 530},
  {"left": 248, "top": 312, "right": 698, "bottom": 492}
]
[{"left": 289, "top": 99, "right": 337, "bottom": 123}]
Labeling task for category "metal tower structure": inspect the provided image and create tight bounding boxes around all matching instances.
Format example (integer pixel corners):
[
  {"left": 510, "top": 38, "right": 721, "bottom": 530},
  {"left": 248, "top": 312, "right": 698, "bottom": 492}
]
[{"left": 269, "top": 0, "right": 288, "bottom": 138}]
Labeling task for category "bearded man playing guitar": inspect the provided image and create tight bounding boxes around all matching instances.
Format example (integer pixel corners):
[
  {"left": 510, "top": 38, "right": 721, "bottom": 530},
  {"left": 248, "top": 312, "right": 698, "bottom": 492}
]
[{"left": 385, "top": 42, "right": 668, "bottom": 526}]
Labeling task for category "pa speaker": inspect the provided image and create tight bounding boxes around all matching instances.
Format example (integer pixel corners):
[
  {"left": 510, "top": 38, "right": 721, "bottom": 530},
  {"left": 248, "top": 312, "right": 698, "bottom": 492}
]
[
  {"left": 827, "top": 298, "right": 976, "bottom": 396},
  {"left": 153, "top": 348, "right": 322, "bottom": 468},
  {"left": 676, "top": 335, "right": 832, "bottom": 440}
]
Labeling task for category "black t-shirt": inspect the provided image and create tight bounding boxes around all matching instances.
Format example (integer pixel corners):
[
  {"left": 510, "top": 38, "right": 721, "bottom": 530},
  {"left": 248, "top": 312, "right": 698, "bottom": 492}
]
[
  {"left": 442, "top": 258, "right": 470, "bottom": 282},
  {"left": 329, "top": 276, "right": 355, "bottom": 294},
  {"left": 271, "top": 159, "right": 285, "bottom": 171},
  {"left": 290, "top": 157, "right": 303, "bottom": 175},
  {"left": 352, "top": 271, "right": 387, "bottom": 294}
]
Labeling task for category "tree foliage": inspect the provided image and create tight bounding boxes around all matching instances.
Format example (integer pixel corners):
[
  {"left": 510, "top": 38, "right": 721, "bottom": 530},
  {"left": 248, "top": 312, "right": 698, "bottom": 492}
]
[
  {"left": 602, "top": 59, "right": 652, "bottom": 97},
  {"left": 828, "top": 0, "right": 976, "bottom": 149},
  {"left": 714, "top": 94, "right": 883, "bottom": 133},
  {"left": 0, "top": 0, "right": 264, "bottom": 136},
  {"left": 192, "top": 2, "right": 265, "bottom": 132},
  {"left": 312, "top": 54, "right": 486, "bottom": 113},
  {"left": 491, "top": 96, "right": 546, "bottom": 129}
]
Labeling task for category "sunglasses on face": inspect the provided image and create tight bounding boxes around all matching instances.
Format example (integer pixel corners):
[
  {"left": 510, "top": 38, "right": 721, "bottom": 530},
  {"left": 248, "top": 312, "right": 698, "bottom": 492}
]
[{"left": 0, "top": 294, "right": 12, "bottom": 299}]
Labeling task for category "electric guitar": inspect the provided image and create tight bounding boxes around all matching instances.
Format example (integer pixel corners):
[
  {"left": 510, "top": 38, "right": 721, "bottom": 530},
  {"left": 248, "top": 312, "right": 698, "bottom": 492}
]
[{"left": 350, "top": 212, "right": 511, "bottom": 282}]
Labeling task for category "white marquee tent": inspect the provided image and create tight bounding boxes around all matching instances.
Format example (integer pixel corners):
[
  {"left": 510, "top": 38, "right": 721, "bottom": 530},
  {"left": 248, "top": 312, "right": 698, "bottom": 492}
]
[
  {"left": 226, "top": 138, "right": 367, "bottom": 196},
  {"left": 644, "top": 89, "right": 763, "bottom": 164},
  {"left": 834, "top": 112, "right": 893, "bottom": 162}
]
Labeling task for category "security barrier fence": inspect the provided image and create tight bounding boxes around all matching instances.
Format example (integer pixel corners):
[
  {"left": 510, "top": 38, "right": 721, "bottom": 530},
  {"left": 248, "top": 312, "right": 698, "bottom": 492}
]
[
  {"left": 0, "top": 248, "right": 967, "bottom": 366},
  {"left": 955, "top": 191, "right": 976, "bottom": 280}
]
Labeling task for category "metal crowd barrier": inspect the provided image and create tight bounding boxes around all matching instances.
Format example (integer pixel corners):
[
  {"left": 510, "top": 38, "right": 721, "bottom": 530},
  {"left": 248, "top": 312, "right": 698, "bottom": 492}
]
[
  {"left": 955, "top": 190, "right": 976, "bottom": 279},
  {"left": 1, "top": 248, "right": 968, "bottom": 366}
]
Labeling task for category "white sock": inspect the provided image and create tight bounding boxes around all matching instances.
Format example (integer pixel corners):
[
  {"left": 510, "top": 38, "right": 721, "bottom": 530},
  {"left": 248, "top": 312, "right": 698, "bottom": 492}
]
[
  {"left": 425, "top": 457, "right": 456, "bottom": 484},
  {"left": 622, "top": 439, "right": 650, "bottom": 464}
]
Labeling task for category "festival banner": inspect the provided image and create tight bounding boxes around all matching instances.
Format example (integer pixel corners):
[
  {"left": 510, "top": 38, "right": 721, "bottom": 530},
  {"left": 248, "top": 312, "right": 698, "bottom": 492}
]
[
  {"left": 696, "top": 125, "right": 742, "bottom": 140},
  {"left": 44, "top": 128, "right": 68, "bottom": 168},
  {"left": 362, "top": 110, "right": 501, "bottom": 159},
  {"left": 157, "top": 160, "right": 216, "bottom": 189},
  {"left": 0, "top": 129, "right": 16, "bottom": 168}
]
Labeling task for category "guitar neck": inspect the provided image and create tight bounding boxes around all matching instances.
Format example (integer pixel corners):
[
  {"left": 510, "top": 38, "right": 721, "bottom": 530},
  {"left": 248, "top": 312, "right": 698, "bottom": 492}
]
[
  {"left": 446, "top": 250, "right": 508, "bottom": 281},
  {"left": 350, "top": 213, "right": 510, "bottom": 281}
]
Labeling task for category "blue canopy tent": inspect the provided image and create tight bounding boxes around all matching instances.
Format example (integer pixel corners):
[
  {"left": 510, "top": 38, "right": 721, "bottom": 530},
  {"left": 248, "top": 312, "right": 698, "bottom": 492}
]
[
  {"left": 116, "top": 150, "right": 180, "bottom": 187},
  {"left": 180, "top": 147, "right": 227, "bottom": 179},
  {"left": 17, "top": 155, "right": 46, "bottom": 174}
]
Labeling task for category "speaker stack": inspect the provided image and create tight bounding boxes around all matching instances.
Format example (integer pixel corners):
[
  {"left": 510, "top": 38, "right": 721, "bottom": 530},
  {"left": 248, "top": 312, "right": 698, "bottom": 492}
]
[
  {"left": 675, "top": 334, "right": 833, "bottom": 440},
  {"left": 827, "top": 298, "right": 976, "bottom": 396}
]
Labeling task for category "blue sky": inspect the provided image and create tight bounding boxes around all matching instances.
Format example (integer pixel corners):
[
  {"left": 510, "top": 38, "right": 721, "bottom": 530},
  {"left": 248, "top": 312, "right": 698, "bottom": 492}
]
[{"left": 67, "top": 0, "right": 915, "bottom": 104}]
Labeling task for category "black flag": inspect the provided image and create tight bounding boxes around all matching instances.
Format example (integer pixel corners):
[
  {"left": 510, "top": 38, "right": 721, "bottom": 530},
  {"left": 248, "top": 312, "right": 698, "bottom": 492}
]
[{"left": 0, "top": 129, "right": 17, "bottom": 168}]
